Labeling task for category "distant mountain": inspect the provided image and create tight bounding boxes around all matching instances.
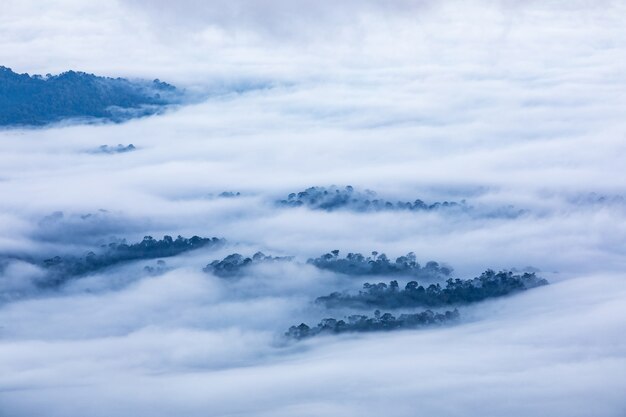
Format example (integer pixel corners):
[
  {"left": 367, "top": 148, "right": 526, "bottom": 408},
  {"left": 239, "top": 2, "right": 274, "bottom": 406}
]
[{"left": 0, "top": 66, "right": 181, "bottom": 126}]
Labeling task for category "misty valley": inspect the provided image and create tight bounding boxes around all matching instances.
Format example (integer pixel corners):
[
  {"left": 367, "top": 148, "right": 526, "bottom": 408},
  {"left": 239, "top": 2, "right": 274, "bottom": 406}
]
[
  {"left": 1, "top": 2, "right": 625, "bottom": 416},
  {"left": 0, "top": 221, "right": 549, "bottom": 340}
]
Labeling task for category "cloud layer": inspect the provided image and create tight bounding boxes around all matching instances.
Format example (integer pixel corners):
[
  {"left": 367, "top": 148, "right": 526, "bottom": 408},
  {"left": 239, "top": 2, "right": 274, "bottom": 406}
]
[{"left": 1, "top": 1, "right": 626, "bottom": 416}]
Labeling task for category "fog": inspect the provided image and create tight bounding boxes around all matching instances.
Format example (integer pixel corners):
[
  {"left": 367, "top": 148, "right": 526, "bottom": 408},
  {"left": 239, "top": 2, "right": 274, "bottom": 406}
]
[{"left": 1, "top": 1, "right": 626, "bottom": 416}]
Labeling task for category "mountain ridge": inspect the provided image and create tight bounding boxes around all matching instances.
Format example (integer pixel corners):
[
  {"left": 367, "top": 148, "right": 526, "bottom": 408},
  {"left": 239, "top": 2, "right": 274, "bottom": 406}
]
[{"left": 0, "top": 66, "right": 181, "bottom": 126}]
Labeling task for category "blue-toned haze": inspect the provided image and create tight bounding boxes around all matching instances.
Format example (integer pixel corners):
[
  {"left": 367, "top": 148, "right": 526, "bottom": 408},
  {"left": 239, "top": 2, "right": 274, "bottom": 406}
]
[{"left": 0, "top": 1, "right": 625, "bottom": 416}]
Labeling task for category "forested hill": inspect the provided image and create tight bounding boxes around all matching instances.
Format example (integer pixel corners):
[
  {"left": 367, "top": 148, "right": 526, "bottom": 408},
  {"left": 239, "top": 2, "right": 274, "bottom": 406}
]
[{"left": 0, "top": 66, "right": 181, "bottom": 126}]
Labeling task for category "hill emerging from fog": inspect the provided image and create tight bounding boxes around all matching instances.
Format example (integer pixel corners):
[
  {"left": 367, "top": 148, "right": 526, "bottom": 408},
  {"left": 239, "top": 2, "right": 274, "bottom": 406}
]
[{"left": 0, "top": 66, "right": 181, "bottom": 126}]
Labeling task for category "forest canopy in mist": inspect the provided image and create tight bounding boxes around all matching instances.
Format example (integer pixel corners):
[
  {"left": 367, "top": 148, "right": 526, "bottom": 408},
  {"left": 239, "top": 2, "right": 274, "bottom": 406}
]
[
  {"left": 0, "top": 66, "right": 181, "bottom": 126},
  {"left": 0, "top": 1, "right": 625, "bottom": 417}
]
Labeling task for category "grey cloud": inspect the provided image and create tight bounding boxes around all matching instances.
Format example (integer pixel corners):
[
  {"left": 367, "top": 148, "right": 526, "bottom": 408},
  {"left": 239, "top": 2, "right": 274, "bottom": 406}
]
[{"left": 121, "top": 0, "right": 435, "bottom": 38}]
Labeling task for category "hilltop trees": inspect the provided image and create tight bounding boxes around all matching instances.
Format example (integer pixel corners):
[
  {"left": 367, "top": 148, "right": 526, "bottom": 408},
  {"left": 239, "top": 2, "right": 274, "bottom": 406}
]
[
  {"left": 316, "top": 270, "right": 548, "bottom": 309},
  {"left": 277, "top": 186, "right": 464, "bottom": 212},
  {"left": 40, "top": 235, "right": 224, "bottom": 286},
  {"left": 203, "top": 252, "right": 292, "bottom": 278},
  {"left": 0, "top": 66, "right": 181, "bottom": 126},
  {"left": 308, "top": 250, "right": 452, "bottom": 279},
  {"left": 286, "top": 308, "right": 460, "bottom": 340}
]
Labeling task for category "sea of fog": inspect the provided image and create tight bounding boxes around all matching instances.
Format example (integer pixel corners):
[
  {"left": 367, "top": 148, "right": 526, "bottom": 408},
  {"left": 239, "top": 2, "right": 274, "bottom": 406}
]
[{"left": 1, "top": 1, "right": 626, "bottom": 416}]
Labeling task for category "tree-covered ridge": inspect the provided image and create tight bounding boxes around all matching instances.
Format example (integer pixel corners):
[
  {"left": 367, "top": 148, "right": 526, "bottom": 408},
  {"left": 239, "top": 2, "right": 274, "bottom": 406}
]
[
  {"left": 277, "top": 186, "right": 465, "bottom": 212},
  {"left": 0, "top": 66, "right": 181, "bottom": 126},
  {"left": 92, "top": 144, "right": 136, "bottom": 154},
  {"left": 203, "top": 250, "right": 449, "bottom": 279},
  {"left": 41, "top": 235, "right": 224, "bottom": 286},
  {"left": 218, "top": 191, "right": 241, "bottom": 198},
  {"left": 203, "top": 252, "right": 293, "bottom": 278},
  {"left": 308, "top": 250, "right": 452, "bottom": 279},
  {"left": 286, "top": 308, "right": 460, "bottom": 340},
  {"left": 316, "top": 270, "right": 548, "bottom": 309}
]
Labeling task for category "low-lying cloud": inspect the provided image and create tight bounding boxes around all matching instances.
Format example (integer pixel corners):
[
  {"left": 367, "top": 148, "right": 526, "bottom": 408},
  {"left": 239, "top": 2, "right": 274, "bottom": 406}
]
[{"left": 0, "top": 0, "right": 625, "bottom": 416}]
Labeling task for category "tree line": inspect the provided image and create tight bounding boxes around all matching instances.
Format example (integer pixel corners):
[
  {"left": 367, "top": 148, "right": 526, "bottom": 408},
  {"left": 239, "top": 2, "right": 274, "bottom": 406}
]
[
  {"left": 40, "top": 235, "right": 224, "bottom": 286},
  {"left": 316, "top": 270, "right": 548, "bottom": 309},
  {"left": 0, "top": 66, "right": 180, "bottom": 126},
  {"left": 277, "top": 185, "right": 465, "bottom": 212},
  {"left": 286, "top": 308, "right": 460, "bottom": 340}
]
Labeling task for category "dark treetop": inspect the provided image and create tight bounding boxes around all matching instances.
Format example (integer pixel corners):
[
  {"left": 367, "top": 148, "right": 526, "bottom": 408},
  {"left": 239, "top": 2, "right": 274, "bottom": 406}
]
[
  {"left": 286, "top": 308, "right": 460, "bottom": 340},
  {"left": 203, "top": 252, "right": 293, "bottom": 278},
  {"left": 277, "top": 186, "right": 465, "bottom": 212},
  {"left": 143, "top": 260, "right": 170, "bottom": 276},
  {"left": 204, "top": 250, "right": 449, "bottom": 280},
  {"left": 0, "top": 66, "right": 180, "bottom": 126},
  {"left": 316, "top": 270, "right": 548, "bottom": 309},
  {"left": 218, "top": 191, "right": 241, "bottom": 198},
  {"left": 308, "top": 250, "right": 452, "bottom": 279},
  {"left": 92, "top": 144, "right": 137, "bottom": 154},
  {"left": 41, "top": 235, "right": 224, "bottom": 286}
]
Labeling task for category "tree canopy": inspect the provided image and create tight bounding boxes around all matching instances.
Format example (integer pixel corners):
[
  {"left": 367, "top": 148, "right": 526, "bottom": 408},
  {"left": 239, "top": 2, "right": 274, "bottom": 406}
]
[
  {"left": 204, "top": 252, "right": 293, "bottom": 278},
  {"left": 308, "top": 250, "right": 452, "bottom": 279},
  {"left": 40, "top": 235, "right": 224, "bottom": 286},
  {"left": 316, "top": 270, "right": 548, "bottom": 309},
  {"left": 0, "top": 66, "right": 181, "bottom": 126},
  {"left": 277, "top": 185, "right": 465, "bottom": 212},
  {"left": 286, "top": 308, "right": 460, "bottom": 340}
]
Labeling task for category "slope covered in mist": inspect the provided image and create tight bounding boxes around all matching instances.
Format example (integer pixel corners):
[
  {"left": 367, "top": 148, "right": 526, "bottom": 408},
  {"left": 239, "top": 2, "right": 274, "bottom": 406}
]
[{"left": 0, "top": 66, "right": 180, "bottom": 126}]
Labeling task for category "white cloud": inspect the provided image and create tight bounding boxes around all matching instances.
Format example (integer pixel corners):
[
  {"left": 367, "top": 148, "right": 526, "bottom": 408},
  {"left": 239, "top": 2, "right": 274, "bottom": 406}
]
[{"left": 1, "top": 0, "right": 626, "bottom": 416}]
